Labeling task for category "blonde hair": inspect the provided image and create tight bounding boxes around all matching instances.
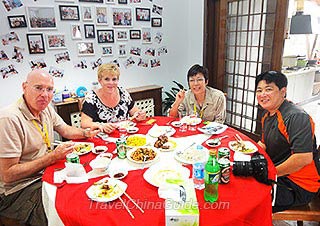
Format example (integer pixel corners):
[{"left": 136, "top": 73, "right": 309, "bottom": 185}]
[{"left": 97, "top": 63, "right": 120, "bottom": 80}]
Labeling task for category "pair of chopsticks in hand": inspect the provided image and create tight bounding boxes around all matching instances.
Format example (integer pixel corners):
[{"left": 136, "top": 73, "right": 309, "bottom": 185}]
[
  {"left": 115, "top": 185, "right": 144, "bottom": 219},
  {"left": 234, "top": 134, "right": 245, "bottom": 148}
]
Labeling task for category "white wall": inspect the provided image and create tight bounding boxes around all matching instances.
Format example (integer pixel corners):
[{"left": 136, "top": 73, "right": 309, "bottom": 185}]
[{"left": 0, "top": 0, "right": 204, "bottom": 108}]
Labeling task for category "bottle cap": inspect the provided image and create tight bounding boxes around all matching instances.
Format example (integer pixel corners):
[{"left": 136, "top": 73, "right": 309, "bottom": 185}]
[{"left": 209, "top": 149, "right": 217, "bottom": 157}]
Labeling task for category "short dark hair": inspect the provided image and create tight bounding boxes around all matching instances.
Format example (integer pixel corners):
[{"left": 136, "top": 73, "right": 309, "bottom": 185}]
[
  {"left": 187, "top": 64, "right": 209, "bottom": 82},
  {"left": 255, "top": 71, "right": 288, "bottom": 90}
]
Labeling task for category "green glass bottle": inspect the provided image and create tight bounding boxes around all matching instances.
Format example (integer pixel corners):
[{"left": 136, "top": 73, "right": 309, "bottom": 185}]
[{"left": 204, "top": 150, "right": 220, "bottom": 202}]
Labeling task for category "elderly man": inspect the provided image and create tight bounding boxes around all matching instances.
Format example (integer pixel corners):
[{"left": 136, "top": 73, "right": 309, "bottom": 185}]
[
  {"left": 255, "top": 71, "right": 320, "bottom": 212},
  {"left": 0, "top": 69, "right": 100, "bottom": 225}
]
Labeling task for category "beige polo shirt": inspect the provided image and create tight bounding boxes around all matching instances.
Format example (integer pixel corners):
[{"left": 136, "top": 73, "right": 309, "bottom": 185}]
[
  {"left": 0, "top": 97, "right": 66, "bottom": 195},
  {"left": 178, "top": 86, "right": 226, "bottom": 123}
]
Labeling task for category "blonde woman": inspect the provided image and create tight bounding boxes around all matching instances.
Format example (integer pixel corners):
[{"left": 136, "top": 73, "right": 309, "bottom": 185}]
[{"left": 81, "top": 63, "right": 146, "bottom": 133}]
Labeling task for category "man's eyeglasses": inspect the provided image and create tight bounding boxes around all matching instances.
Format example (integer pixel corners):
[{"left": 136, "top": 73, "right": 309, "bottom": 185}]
[
  {"left": 31, "top": 85, "right": 54, "bottom": 94},
  {"left": 189, "top": 78, "right": 205, "bottom": 83}
]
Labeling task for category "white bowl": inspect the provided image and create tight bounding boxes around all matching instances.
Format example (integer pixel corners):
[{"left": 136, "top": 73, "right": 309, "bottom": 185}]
[
  {"left": 110, "top": 168, "right": 128, "bottom": 180},
  {"left": 206, "top": 138, "right": 221, "bottom": 147},
  {"left": 93, "top": 146, "right": 108, "bottom": 154},
  {"left": 89, "top": 157, "right": 111, "bottom": 173},
  {"left": 171, "top": 121, "right": 182, "bottom": 127},
  {"left": 127, "top": 127, "right": 139, "bottom": 134}
]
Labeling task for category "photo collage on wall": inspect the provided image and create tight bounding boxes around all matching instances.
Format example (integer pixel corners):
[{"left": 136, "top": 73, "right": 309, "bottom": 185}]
[{"left": 0, "top": 0, "right": 168, "bottom": 79}]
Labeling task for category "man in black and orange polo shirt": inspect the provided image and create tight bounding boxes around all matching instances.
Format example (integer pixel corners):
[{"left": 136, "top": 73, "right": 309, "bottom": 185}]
[{"left": 255, "top": 70, "right": 320, "bottom": 212}]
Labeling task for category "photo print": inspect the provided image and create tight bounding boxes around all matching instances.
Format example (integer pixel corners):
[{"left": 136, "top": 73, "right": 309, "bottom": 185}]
[
  {"left": 74, "top": 59, "right": 88, "bottom": 69},
  {"left": 152, "top": 4, "right": 163, "bottom": 16},
  {"left": 82, "top": 6, "right": 93, "bottom": 21},
  {"left": 0, "top": 50, "right": 9, "bottom": 60},
  {"left": 112, "top": 7, "right": 132, "bottom": 27},
  {"left": 59, "top": 5, "right": 80, "bottom": 20},
  {"left": 129, "top": 30, "right": 141, "bottom": 39},
  {"left": 49, "top": 66, "right": 64, "bottom": 78},
  {"left": 142, "top": 28, "right": 151, "bottom": 44},
  {"left": 150, "top": 58, "right": 160, "bottom": 68},
  {"left": 137, "top": 58, "right": 148, "bottom": 67},
  {"left": 12, "top": 46, "right": 24, "bottom": 63},
  {"left": 151, "top": 18, "right": 162, "bottom": 27},
  {"left": 105, "top": 0, "right": 115, "bottom": 3},
  {"left": 77, "top": 42, "right": 94, "bottom": 56},
  {"left": 136, "top": 8, "right": 150, "bottom": 21},
  {"left": 1, "top": 32, "right": 20, "bottom": 46},
  {"left": 116, "top": 30, "right": 128, "bottom": 41},
  {"left": 154, "top": 31, "right": 163, "bottom": 44},
  {"left": 102, "top": 46, "right": 113, "bottom": 56},
  {"left": 97, "top": 30, "right": 114, "bottom": 43},
  {"left": 1, "top": 64, "right": 18, "bottom": 79},
  {"left": 84, "top": 24, "right": 95, "bottom": 38},
  {"left": 118, "top": 44, "right": 127, "bottom": 57},
  {"left": 7, "top": 15, "right": 27, "bottom": 28},
  {"left": 96, "top": 6, "right": 108, "bottom": 25},
  {"left": 29, "top": 58, "right": 47, "bottom": 69},
  {"left": 91, "top": 58, "right": 102, "bottom": 70},
  {"left": 157, "top": 46, "right": 168, "bottom": 56},
  {"left": 130, "top": 46, "right": 141, "bottom": 56},
  {"left": 111, "top": 59, "right": 120, "bottom": 67},
  {"left": 145, "top": 47, "right": 155, "bottom": 56},
  {"left": 130, "top": 0, "right": 141, "bottom": 3},
  {"left": 46, "top": 34, "right": 66, "bottom": 50},
  {"left": 2, "top": 0, "right": 23, "bottom": 12},
  {"left": 118, "top": 0, "right": 127, "bottom": 4},
  {"left": 26, "top": 6, "right": 56, "bottom": 30},
  {"left": 71, "top": 24, "right": 82, "bottom": 39},
  {"left": 26, "top": 33, "right": 45, "bottom": 54},
  {"left": 55, "top": 51, "right": 70, "bottom": 64},
  {"left": 123, "top": 56, "right": 135, "bottom": 69}
]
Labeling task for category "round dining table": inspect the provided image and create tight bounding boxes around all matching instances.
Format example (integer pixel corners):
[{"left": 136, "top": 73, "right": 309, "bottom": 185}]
[{"left": 42, "top": 116, "right": 276, "bottom": 226}]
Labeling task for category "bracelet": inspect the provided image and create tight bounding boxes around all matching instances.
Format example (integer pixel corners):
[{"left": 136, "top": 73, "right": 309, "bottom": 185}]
[{"left": 82, "top": 129, "right": 90, "bottom": 138}]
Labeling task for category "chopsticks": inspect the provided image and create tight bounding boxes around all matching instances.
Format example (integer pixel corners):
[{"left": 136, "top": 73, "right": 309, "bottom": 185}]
[
  {"left": 123, "top": 191, "right": 144, "bottom": 213},
  {"left": 234, "top": 134, "right": 245, "bottom": 148}
]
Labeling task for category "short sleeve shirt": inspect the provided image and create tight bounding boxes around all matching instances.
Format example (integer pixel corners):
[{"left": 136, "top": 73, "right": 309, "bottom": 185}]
[
  {"left": 0, "top": 97, "right": 66, "bottom": 195},
  {"left": 82, "top": 87, "right": 134, "bottom": 123}
]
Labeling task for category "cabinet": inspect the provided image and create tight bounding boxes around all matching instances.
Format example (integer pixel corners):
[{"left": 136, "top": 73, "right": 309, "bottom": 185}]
[{"left": 53, "top": 85, "right": 163, "bottom": 126}]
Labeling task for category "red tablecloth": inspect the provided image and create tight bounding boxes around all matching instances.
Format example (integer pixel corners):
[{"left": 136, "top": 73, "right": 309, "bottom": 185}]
[{"left": 43, "top": 116, "right": 276, "bottom": 226}]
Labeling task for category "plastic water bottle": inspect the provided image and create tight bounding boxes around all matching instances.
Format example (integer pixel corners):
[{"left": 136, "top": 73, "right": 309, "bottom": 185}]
[
  {"left": 192, "top": 145, "right": 205, "bottom": 189},
  {"left": 204, "top": 149, "right": 220, "bottom": 202}
]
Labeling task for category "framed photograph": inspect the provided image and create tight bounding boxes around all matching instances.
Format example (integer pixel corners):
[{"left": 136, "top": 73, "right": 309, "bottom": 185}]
[
  {"left": 27, "top": 33, "right": 45, "bottom": 54},
  {"left": 116, "top": 30, "right": 128, "bottom": 41},
  {"left": 46, "top": 34, "right": 66, "bottom": 50},
  {"left": 7, "top": 15, "right": 27, "bottom": 28},
  {"left": 2, "top": 0, "right": 23, "bottom": 12},
  {"left": 96, "top": 6, "right": 108, "bottom": 25},
  {"left": 118, "top": 0, "right": 127, "bottom": 4},
  {"left": 26, "top": 6, "right": 56, "bottom": 30},
  {"left": 105, "top": 0, "right": 115, "bottom": 3},
  {"left": 97, "top": 30, "right": 114, "bottom": 43},
  {"left": 135, "top": 7, "right": 150, "bottom": 21},
  {"left": 84, "top": 24, "right": 95, "bottom": 38},
  {"left": 142, "top": 27, "right": 152, "bottom": 44},
  {"left": 59, "top": 5, "right": 80, "bottom": 21},
  {"left": 130, "top": 0, "right": 141, "bottom": 3},
  {"left": 129, "top": 30, "right": 140, "bottom": 39},
  {"left": 82, "top": 6, "right": 93, "bottom": 21},
  {"left": 71, "top": 24, "right": 82, "bottom": 39},
  {"left": 77, "top": 42, "right": 94, "bottom": 56},
  {"left": 102, "top": 45, "right": 113, "bottom": 56},
  {"left": 112, "top": 7, "right": 132, "bottom": 27},
  {"left": 79, "top": 0, "right": 103, "bottom": 2},
  {"left": 151, "top": 18, "right": 162, "bottom": 27}
]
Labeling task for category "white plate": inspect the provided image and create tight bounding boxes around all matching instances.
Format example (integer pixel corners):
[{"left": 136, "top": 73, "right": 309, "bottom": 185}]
[
  {"left": 228, "top": 140, "right": 258, "bottom": 154},
  {"left": 117, "top": 120, "right": 136, "bottom": 129},
  {"left": 148, "top": 124, "right": 176, "bottom": 138},
  {"left": 198, "top": 122, "right": 228, "bottom": 135},
  {"left": 205, "top": 138, "right": 221, "bottom": 147},
  {"left": 126, "top": 146, "right": 159, "bottom": 164},
  {"left": 73, "top": 142, "right": 94, "bottom": 155},
  {"left": 126, "top": 134, "right": 147, "bottom": 147},
  {"left": 174, "top": 145, "right": 209, "bottom": 164},
  {"left": 143, "top": 163, "right": 190, "bottom": 187},
  {"left": 180, "top": 116, "right": 202, "bottom": 125},
  {"left": 86, "top": 177, "right": 127, "bottom": 202},
  {"left": 155, "top": 138, "right": 177, "bottom": 152},
  {"left": 127, "top": 127, "right": 139, "bottom": 134},
  {"left": 92, "top": 146, "right": 108, "bottom": 154}
]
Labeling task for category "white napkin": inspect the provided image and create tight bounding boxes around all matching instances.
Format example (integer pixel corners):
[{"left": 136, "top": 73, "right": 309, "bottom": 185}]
[
  {"left": 53, "top": 163, "right": 88, "bottom": 184},
  {"left": 233, "top": 152, "right": 251, "bottom": 161}
]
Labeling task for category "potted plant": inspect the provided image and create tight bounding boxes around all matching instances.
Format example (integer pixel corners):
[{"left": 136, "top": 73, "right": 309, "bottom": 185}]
[{"left": 162, "top": 81, "right": 185, "bottom": 115}]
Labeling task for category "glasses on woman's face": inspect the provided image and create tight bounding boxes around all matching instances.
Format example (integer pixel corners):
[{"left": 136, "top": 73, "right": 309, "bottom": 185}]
[{"left": 189, "top": 78, "right": 205, "bottom": 84}]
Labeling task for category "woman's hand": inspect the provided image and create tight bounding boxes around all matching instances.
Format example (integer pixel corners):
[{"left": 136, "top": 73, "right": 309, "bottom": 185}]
[
  {"left": 175, "top": 89, "right": 185, "bottom": 103},
  {"left": 135, "top": 110, "right": 146, "bottom": 121},
  {"left": 101, "top": 123, "right": 117, "bottom": 134}
]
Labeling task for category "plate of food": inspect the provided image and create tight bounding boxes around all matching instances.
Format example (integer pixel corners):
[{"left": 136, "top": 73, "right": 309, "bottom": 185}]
[
  {"left": 171, "top": 121, "right": 182, "bottom": 128},
  {"left": 117, "top": 120, "right": 136, "bottom": 129},
  {"left": 73, "top": 142, "right": 94, "bottom": 155},
  {"left": 198, "top": 122, "right": 228, "bottom": 135},
  {"left": 228, "top": 140, "right": 258, "bottom": 154},
  {"left": 205, "top": 138, "right": 221, "bottom": 147},
  {"left": 180, "top": 116, "right": 202, "bottom": 125},
  {"left": 143, "top": 163, "right": 190, "bottom": 187},
  {"left": 127, "top": 146, "right": 159, "bottom": 164},
  {"left": 148, "top": 124, "right": 176, "bottom": 138},
  {"left": 174, "top": 144, "right": 209, "bottom": 164},
  {"left": 154, "top": 135, "right": 177, "bottom": 152},
  {"left": 86, "top": 177, "right": 127, "bottom": 202},
  {"left": 126, "top": 134, "right": 147, "bottom": 147}
]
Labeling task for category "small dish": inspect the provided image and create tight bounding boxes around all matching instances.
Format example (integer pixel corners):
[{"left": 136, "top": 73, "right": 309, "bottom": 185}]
[
  {"left": 97, "top": 132, "right": 109, "bottom": 141},
  {"left": 206, "top": 138, "right": 221, "bottom": 147},
  {"left": 110, "top": 168, "right": 128, "bottom": 180},
  {"left": 89, "top": 157, "right": 111, "bottom": 173},
  {"left": 93, "top": 146, "right": 108, "bottom": 154},
  {"left": 171, "top": 121, "right": 182, "bottom": 128},
  {"left": 127, "top": 127, "right": 139, "bottom": 134}
]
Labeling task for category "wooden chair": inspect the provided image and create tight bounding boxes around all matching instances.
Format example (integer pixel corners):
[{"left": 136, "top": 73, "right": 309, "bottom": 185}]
[{"left": 272, "top": 189, "right": 320, "bottom": 225}]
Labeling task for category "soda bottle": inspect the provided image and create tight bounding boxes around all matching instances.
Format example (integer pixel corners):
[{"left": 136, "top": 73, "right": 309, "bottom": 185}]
[{"left": 204, "top": 149, "right": 220, "bottom": 202}]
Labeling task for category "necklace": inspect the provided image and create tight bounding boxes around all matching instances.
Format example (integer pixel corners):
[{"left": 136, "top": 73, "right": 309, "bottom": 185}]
[{"left": 32, "top": 120, "right": 51, "bottom": 152}]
